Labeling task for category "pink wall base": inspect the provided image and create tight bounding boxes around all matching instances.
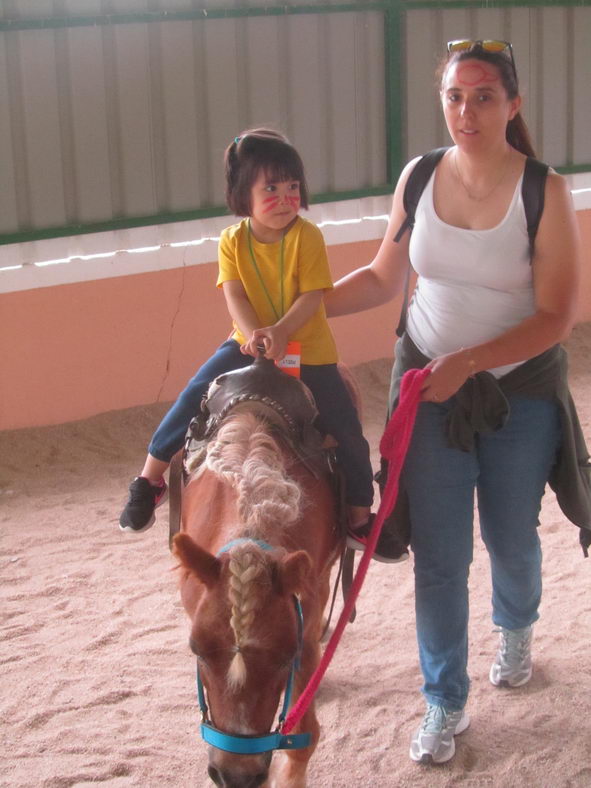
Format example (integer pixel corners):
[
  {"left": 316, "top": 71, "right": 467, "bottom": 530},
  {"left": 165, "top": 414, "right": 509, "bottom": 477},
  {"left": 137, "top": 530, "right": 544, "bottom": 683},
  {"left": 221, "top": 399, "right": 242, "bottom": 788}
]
[{"left": 2, "top": 210, "right": 590, "bottom": 431}]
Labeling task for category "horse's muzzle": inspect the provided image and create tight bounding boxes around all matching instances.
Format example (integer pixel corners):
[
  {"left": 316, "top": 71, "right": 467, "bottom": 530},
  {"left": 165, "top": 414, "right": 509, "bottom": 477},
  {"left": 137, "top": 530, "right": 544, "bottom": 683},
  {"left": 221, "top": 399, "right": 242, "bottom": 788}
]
[{"left": 208, "top": 751, "right": 272, "bottom": 788}]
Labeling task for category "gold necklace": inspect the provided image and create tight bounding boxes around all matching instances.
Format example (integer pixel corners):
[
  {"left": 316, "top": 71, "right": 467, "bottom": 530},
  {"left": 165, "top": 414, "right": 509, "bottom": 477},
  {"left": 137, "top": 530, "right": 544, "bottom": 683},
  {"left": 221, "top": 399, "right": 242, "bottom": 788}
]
[{"left": 454, "top": 150, "right": 510, "bottom": 202}]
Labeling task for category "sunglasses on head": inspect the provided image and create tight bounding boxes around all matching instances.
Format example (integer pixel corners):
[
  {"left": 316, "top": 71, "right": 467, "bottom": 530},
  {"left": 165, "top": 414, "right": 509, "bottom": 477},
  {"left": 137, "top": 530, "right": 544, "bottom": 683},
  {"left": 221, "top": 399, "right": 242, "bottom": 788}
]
[{"left": 447, "top": 39, "right": 517, "bottom": 80}]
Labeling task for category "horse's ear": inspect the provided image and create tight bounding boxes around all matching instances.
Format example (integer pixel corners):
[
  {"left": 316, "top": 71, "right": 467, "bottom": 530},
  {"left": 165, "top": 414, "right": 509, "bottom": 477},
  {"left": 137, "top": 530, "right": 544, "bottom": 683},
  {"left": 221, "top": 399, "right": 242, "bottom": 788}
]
[
  {"left": 173, "top": 533, "right": 221, "bottom": 588},
  {"left": 278, "top": 550, "right": 312, "bottom": 596}
]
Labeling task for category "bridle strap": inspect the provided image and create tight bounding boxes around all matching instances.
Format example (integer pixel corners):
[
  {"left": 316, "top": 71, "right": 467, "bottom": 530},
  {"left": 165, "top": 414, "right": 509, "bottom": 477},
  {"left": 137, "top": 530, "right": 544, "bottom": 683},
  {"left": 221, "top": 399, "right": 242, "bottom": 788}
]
[
  {"left": 200, "top": 722, "right": 310, "bottom": 754},
  {"left": 216, "top": 538, "right": 274, "bottom": 555}
]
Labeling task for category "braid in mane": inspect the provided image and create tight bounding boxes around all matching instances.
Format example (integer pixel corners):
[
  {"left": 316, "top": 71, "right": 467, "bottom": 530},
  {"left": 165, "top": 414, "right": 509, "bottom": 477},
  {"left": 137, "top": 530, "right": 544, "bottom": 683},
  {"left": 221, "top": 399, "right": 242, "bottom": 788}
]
[
  {"left": 205, "top": 417, "right": 251, "bottom": 484},
  {"left": 205, "top": 413, "right": 302, "bottom": 536},
  {"left": 226, "top": 543, "right": 267, "bottom": 687}
]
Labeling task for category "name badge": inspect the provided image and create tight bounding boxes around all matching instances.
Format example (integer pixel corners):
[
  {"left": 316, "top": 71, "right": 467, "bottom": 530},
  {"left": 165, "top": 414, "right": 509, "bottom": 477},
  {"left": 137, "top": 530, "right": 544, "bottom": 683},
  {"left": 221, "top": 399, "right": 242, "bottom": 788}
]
[{"left": 276, "top": 341, "right": 301, "bottom": 378}]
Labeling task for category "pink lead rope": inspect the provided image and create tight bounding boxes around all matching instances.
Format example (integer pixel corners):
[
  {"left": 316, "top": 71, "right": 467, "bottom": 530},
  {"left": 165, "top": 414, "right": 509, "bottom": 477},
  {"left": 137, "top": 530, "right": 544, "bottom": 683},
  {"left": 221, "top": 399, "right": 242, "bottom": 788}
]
[{"left": 282, "top": 366, "right": 430, "bottom": 735}]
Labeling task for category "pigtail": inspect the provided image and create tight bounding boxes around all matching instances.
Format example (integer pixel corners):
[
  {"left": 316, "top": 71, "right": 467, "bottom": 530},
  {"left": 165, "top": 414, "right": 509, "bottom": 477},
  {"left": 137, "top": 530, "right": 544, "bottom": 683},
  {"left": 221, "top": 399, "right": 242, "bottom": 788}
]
[{"left": 224, "top": 138, "right": 242, "bottom": 212}]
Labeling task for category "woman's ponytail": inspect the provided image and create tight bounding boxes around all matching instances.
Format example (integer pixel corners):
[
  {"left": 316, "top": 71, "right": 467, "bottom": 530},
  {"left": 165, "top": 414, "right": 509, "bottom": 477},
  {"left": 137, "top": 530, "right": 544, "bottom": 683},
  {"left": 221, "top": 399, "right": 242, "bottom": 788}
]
[{"left": 506, "top": 112, "right": 536, "bottom": 158}]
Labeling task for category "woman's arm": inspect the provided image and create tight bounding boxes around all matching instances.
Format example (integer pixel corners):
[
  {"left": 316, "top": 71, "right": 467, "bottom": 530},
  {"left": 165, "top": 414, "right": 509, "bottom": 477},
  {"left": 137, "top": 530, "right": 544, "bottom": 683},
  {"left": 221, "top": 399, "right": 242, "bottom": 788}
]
[
  {"left": 421, "top": 172, "right": 582, "bottom": 401},
  {"left": 245, "top": 289, "right": 324, "bottom": 360},
  {"left": 324, "top": 158, "right": 421, "bottom": 317}
]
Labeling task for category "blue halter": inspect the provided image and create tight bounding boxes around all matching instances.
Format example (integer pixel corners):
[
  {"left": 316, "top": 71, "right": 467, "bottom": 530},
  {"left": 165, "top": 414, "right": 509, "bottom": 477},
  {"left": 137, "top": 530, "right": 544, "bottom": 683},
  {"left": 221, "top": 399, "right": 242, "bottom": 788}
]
[{"left": 195, "top": 539, "right": 311, "bottom": 754}]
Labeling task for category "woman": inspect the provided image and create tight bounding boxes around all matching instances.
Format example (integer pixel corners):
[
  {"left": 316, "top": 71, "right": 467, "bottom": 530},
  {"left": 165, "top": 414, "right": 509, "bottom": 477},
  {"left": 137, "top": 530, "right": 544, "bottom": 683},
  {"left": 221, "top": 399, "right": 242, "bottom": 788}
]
[{"left": 326, "top": 40, "right": 587, "bottom": 764}]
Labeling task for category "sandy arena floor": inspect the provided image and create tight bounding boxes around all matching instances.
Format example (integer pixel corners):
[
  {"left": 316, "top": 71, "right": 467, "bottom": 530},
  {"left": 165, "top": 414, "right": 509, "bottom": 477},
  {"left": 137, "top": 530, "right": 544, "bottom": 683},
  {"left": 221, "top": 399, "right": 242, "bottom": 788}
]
[{"left": 1, "top": 324, "right": 590, "bottom": 788}]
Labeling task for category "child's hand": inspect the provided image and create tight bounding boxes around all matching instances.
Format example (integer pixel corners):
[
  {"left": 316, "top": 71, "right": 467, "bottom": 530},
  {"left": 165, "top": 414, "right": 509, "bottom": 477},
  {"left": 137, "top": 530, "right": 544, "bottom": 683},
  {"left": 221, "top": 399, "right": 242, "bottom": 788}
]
[
  {"left": 240, "top": 335, "right": 269, "bottom": 357},
  {"left": 248, "top": 326, "right": 288, "bottom": 360}
]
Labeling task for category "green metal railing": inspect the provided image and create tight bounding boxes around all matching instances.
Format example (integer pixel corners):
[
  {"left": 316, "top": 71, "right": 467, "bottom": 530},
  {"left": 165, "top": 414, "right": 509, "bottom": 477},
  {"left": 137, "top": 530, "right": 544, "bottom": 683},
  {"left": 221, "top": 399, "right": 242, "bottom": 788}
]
[
  {"left": 405, "top": 0, "right": 590, "bottom": 8},
  {"left": 0, "top": 4, "right": 389, "bottom": 31}
]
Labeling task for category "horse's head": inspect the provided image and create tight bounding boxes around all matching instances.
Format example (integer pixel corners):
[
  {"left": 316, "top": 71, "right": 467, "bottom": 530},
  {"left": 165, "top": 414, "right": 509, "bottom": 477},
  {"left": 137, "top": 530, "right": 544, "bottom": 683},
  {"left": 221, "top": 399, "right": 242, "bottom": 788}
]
[{"left": 173, "top": 532, "right": 313, "bottom": 788}]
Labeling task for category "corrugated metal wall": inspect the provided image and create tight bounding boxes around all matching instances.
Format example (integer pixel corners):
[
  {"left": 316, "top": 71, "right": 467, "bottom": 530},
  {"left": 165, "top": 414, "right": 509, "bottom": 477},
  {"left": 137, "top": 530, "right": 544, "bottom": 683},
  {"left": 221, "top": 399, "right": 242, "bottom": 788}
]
[
  {"left": 1, "top": 1, "right": 590, "bottom": 245},
  {"left": 0, "top": 1, "right": 388, "bottom": 241}
]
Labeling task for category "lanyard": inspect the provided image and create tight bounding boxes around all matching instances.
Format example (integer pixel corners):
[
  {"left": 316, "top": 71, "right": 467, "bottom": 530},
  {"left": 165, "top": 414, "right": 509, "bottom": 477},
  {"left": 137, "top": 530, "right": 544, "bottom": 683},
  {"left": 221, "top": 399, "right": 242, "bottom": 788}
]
[{"left": 247, "top": 220, "right": 285, "bottom": 321}]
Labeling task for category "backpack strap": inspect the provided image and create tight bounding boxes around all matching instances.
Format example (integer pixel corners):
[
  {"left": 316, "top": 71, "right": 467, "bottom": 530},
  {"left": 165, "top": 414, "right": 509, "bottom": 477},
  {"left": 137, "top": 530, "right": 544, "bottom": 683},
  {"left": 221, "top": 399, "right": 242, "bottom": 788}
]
[
  {"left": 393, "top": 147, "right": 449, "bottom": 243},
  {"left": 522, "top": 157, "right": 549, "bottom": 261},
  {"left": 394, "top": 147, "right": 449, "bottom": 336}
]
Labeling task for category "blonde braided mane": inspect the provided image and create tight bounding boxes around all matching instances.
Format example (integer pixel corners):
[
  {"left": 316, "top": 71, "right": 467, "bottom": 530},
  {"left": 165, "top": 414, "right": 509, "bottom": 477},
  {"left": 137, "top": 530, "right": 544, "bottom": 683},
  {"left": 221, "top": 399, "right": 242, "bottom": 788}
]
[
  {"left": 204, "top": 412, "right": 302, "bottom": 686},
  {"left": 205, "top": 412, "right": 302, "bottom": 536},
  {"left": 226, "top": 543, "right": 268, "bottom": 687}
]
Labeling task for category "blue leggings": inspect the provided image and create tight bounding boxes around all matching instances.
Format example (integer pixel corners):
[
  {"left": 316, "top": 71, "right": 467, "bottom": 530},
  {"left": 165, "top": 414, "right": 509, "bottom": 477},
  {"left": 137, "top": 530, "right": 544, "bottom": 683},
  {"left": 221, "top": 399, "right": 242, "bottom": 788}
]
[{"left": 149, "top": 340, "right": 374, "bottom": 507}]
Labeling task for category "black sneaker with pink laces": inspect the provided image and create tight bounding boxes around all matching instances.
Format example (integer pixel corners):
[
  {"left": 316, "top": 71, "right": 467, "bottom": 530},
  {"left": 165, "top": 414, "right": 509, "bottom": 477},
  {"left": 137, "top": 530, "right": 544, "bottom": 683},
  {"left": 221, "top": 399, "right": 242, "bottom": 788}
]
[{"left": 119, "top": 477, "right": 168, "bottom": 533}]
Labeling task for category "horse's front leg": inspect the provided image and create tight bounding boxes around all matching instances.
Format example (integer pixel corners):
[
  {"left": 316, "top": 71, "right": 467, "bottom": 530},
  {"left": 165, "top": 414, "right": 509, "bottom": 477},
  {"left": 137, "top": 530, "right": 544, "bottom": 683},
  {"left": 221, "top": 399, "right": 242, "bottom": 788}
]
[
  {"left": 267, "top": 639, "right": 321, "bottom": 788},
  {"left": 267, "top": 710, "right": 320, "bottom": 788}
]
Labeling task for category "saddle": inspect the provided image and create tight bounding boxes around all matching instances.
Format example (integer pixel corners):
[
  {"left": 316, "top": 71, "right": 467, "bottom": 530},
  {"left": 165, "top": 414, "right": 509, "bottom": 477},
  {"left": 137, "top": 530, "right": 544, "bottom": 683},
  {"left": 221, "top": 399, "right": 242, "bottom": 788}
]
[{"left": 185, "top": 356, "right": 332, "bottom": 478}]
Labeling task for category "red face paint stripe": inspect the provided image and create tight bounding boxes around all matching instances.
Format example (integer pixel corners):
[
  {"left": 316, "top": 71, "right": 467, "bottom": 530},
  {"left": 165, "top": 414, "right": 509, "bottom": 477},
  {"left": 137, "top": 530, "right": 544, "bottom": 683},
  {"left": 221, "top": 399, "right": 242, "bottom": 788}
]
[
  {"left": 262, "top": 198, "right": 280, "bottom": 214},
  {"left": 456, "top": 63, "right": 499, "bottom": 86}
]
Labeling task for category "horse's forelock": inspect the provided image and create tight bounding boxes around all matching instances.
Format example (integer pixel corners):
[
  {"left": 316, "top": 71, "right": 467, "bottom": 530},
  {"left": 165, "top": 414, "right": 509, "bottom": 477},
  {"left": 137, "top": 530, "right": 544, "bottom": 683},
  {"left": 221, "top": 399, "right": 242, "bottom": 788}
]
[{"left": 227, "top": 650, "right": 247, "bottom": 689}]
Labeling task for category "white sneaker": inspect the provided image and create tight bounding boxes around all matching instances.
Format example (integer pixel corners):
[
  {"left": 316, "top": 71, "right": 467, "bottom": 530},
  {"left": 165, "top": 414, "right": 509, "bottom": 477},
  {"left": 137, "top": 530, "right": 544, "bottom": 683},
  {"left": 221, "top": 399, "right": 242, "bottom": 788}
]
[
  {"left": 489, "top": 625, "right": 533, "bottom": 688},
  {"left": 409, "top": 704, "right": 470, "bottom": 764}
]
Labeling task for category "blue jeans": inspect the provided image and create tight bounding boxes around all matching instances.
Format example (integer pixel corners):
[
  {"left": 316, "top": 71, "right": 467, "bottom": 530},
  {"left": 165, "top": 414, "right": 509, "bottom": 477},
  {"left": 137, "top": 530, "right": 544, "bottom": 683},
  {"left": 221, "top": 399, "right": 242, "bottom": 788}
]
[
  {"left": 402, "top": 395, "right": 561, "bottom": 711},
  {"left": 149, "top": 340, "right": 373, "bottom": 506},
  {"left": 149, "top": 340, "right": 253, "bottom": 462}
]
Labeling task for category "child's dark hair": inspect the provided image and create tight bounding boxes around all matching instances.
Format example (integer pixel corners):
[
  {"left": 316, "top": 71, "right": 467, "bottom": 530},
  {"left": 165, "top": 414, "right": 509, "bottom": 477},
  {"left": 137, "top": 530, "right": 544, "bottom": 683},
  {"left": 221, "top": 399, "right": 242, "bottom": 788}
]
[
  {"left": 438, "top": 43, "right": 536, "bottom": 158},
  {"left": 224, "top": 128, "right": 309, "bottom": 216}
]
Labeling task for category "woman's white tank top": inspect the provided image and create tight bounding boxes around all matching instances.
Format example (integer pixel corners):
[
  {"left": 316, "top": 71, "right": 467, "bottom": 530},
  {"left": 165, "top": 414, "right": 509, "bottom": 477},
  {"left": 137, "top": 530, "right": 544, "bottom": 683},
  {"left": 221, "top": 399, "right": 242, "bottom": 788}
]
[{"left": 406, "top": 170, "right": 535, "bottom": 378}]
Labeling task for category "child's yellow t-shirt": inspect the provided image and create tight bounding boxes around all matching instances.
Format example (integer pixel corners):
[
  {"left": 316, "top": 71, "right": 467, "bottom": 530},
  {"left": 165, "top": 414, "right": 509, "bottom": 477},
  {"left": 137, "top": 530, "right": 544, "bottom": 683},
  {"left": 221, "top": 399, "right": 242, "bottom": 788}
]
[{"left": 217, "top": 216, "right": 338, "bottom": 365}]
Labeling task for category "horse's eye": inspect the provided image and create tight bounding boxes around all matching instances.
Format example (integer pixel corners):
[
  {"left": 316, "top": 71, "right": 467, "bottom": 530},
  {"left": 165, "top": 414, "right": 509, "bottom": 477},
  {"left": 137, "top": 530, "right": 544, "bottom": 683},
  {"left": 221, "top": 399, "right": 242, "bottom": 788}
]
[
  {"left": 189, "top": 637, "right": 202, "bottom": 658},
  {"left": 278, "top": 654, "right": 295, "bottom": 670}
]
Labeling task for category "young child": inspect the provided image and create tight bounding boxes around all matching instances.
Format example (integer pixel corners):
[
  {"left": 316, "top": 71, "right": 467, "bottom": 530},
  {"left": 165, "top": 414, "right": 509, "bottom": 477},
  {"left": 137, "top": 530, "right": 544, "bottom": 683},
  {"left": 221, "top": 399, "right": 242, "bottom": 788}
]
[{"left": 120, "top": 128, "right": 392, "bottom": 559}]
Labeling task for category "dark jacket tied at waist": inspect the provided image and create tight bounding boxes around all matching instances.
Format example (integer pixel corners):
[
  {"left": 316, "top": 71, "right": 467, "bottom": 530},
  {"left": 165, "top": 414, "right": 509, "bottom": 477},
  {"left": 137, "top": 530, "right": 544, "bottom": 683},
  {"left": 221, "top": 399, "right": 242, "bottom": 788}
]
[{"left": 387, "top": 333, "right": 591, "bottom": 555}]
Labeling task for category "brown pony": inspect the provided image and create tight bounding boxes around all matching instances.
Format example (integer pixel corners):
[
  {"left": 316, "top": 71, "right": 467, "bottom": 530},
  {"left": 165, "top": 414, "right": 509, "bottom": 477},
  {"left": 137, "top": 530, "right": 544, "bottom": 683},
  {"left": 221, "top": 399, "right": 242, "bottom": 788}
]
[{"left": 172, "top": 358, "right": 342, "bottom": 788}]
